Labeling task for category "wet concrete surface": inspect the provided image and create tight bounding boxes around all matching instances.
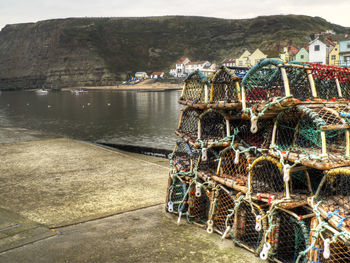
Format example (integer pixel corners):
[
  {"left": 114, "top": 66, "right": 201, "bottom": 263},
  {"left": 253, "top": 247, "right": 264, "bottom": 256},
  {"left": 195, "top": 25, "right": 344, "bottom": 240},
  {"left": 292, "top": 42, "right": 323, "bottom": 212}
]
[
  {"left": 0, "top": 205, "right": 263, "bottom": 263},
  {"left": 0, "top": 126, "right": 263, "bottom": 262}
]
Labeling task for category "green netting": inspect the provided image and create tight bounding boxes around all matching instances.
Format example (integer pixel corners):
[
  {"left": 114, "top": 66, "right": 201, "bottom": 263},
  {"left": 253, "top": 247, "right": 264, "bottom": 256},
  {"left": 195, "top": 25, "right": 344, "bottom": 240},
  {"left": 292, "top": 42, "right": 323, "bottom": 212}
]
[
  {"left": 270, "top": 210, "right": 310, "bottom": 263},
  {"left": 167, "top": 176, "right": 189, "bottom": 213},
  {"left": 274, "top": 107, "right": 347, "bottom": 159}
]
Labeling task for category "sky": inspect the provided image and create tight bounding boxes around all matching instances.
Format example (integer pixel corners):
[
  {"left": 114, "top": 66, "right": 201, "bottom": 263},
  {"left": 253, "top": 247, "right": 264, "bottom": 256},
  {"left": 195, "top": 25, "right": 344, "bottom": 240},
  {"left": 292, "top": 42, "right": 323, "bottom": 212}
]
[{"left": 0, "top": 0, "right": 349, "bottom": 30}]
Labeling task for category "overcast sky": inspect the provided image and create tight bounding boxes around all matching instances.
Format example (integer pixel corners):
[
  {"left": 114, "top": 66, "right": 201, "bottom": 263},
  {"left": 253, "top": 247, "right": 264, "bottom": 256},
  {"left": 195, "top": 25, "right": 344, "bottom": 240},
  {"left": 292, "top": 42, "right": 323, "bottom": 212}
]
[{"left": 0, "top": 0, "right": 349, "bottom": 30}]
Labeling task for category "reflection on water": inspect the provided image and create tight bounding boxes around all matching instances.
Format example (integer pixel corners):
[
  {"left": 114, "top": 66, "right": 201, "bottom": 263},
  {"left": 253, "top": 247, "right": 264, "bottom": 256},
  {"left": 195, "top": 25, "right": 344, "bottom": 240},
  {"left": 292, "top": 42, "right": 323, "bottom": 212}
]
[{"left": 0, "top": 90, "right": 182, "bottom": 150}]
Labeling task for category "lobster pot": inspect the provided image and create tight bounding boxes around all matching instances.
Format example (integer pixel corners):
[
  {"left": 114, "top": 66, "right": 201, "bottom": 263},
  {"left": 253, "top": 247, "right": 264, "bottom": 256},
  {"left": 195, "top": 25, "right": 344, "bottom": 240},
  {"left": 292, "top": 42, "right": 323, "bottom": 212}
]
[
  {"left": 210, "top": 67, "right": 240, "bottom": 104},
  {"left": 308, "top": 62, "right": 350, "bottom": 100},
  {"left": 314, "top": 168, "right": 350, "bottom": 232},
  {"left": 199, "top": 110, "right": 228, "bottom": 143},
  {"left": 242, "top": 59, "right": 313, "bottom": 108},
  {"left": 249, "top": 156, "right": 319, "bottom": 203},
  {"left": 217, "top": 146, "right": 253, "bottom": 187},
  {"left": 210, "top": 185, "right": 238, "bottom": 234},
  {"left": 273, "top": 106, "right": 350, "bottom": 166},
  {"left": 308, "top": 220, "right": 350, "bottom": 263},
  {"left": 230, "top": 118, "right": 273, "bottom": 149},
  {"left": 176, "top": 107, "right": 202, "bottom": 141},
  {"left": 170, "top": 139, "right": 200, "bottom": 173},
  {"left": 232, "top": 200, "right": 267, "bottom": 254},
  {"left": 338, "top": 68, "right": 350, "bottom": 99},
  {"left": 268, "top": 208, "right": 311, "bottom": 263},
  {"left": 187, "top": 181, "right": 211, "bottom": 225},
  {"left": 180, "top": 70, "right": 209, "bottom": 103},
  {"left": 197, "top": 147, "right": 221, "bottom": 173},
  {"left": 309, "top": 63, "right": 340, "bottom": 100},
  {"left": 166, "top": 175, "right": 189, "bottom": 214}
]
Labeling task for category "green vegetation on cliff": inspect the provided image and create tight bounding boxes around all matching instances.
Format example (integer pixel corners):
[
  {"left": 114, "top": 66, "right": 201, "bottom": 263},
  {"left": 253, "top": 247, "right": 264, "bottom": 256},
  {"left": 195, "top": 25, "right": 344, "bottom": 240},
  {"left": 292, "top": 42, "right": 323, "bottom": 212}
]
[{"left": 0, "top": 15, "right": 349, "bottom": 89}]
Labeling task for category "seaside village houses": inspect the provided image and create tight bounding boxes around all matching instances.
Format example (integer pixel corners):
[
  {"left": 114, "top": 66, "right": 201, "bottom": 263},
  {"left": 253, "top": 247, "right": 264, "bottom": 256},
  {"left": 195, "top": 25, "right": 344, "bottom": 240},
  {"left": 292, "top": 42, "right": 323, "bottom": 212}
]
[
  {"left": 169, "top": 38, "right": 350, "bottom": 79},
  {"left": 169, "top": 57, "right": 215, "bottom": 77},
  {"left": 222, "top": 49, "right": 268, "bottom": 68}
]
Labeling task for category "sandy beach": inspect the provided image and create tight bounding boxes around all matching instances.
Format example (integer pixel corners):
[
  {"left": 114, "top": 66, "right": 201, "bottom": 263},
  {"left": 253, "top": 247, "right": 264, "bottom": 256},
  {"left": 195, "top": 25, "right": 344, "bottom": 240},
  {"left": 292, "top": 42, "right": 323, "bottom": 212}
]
[{"left": 63, "top": 80, "right": 183, "bottom": 91}]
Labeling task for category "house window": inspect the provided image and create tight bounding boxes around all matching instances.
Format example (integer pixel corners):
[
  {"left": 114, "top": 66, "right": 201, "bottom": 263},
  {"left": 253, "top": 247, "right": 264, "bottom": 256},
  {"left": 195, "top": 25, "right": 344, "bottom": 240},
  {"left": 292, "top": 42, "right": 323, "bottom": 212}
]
[
  {"left": 314, "top": 45, "right": 320, "bottom": 51},
  {"left": 301, "top": 55, "right": 304, "bottom": 59},
  {"left": 239, "top": 61, "right": 243, "bottom": 66},
  {"left": 347, "top": 43, "right": 350, "bottom": 49},
  {"left": 331, "top": 55, "right": 336, "bottom": 60}
]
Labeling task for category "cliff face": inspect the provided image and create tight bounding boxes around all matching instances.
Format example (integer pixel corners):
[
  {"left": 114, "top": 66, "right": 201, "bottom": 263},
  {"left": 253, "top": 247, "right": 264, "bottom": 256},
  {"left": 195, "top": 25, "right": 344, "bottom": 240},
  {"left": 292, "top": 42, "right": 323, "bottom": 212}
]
[
  {"left": 0, "top": 16, "right": 348, "bottom": 89},
  {"left": 0, "top": 20, "right": 117, "bottom": 89}
]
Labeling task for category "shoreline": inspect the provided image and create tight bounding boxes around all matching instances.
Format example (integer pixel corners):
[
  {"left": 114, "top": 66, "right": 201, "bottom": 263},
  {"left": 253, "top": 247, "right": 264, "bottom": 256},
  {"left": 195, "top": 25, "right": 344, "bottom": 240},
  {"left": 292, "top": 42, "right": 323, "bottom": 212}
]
[{"left": 62, "top": 82, "right": 182, "bottom": 92}]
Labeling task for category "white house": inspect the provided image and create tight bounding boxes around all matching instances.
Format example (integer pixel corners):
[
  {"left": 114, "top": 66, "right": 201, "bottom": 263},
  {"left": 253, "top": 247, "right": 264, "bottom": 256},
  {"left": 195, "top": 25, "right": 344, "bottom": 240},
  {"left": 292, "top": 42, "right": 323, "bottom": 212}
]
[
  {"left": 308, "top": 38, "right": 334, "bottom": 64},
  {"left": 184, "top": 61, "right": 211, "bottom": 74},
  {"left": 175, "top": 57, "right": 190, "bottom": 77},
  {"left": 222, "top": 58, "right": 236, "bottom": 67},
  {"left": 200, "top": 64, "right": 217, "bottom": 77},
  {"left": 150, "top": 72, "right": 164, "bottom": 79}
]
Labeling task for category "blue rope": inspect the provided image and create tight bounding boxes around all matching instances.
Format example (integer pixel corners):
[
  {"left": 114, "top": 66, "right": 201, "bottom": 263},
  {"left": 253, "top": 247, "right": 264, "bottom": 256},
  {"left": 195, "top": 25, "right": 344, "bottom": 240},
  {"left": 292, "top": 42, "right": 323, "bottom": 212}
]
[{"left": 327, "top": 209, "right": 350, "bottom": 228}]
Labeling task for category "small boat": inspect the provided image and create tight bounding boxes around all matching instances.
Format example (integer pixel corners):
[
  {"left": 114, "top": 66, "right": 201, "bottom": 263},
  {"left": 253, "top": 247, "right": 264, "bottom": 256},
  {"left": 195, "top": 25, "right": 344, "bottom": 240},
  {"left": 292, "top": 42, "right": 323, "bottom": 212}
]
[
  {"left": 71, "top": 89, "right": 88, "bottom": 95},
  {"left": 36, "top": 89, "right": 48, "bottom": 95}
]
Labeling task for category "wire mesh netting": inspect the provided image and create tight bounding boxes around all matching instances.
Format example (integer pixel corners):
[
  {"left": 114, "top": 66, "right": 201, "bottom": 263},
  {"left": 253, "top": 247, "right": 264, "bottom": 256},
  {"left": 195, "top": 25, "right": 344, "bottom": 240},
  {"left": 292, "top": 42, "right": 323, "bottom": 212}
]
[
  {"left": 308, "top": 223, "right": 350, "bottom": 263},
  {"left": 285, "top": 66, "right": 313, "bottom": 101},
  {"left": 269, "top": 209, "right": 311, "bottom": 263},
  {"left": 212, "top": 185, "right": 238, "bottom": 233},
  {"left": 243, "top": 64, "right": 285, "bottom": 107},
  {"left": 338, "top": 68, "right": 350, "bottom": 99},
  {"left": 249, "top": 156, "right": 316, "bottom": 202},
  {"left": 187, "top": 182, "right": 211, "bottom": 224},
  {"left": 197, "top": 148, "right": 221, "bottom": 173},
  {"left": 176, "top": 107, "right": 202, "bottom": 140},
  {"left": 230, "top": 118, "right": 273, "bottom": 149},
  {"left": 274, "top": 106, "right": 348, "bottom": 163},
  {"left": 314, "top": 168, "right": 350, "bottom": 231},
  {"left": 232, "top": 200, "right": 267, "bottom": 253},
  {"left": 307, "top": 62, "right": 350, "bottom": 100},
  {"left": 210, "top": 67, "right": 240, "bottom": 103},
  {"left": 180, "top": 70, "right": 209, "bottom": 103},
  {"left": 218, "top": 146, "right": 252, "bottom": 187},
  {"left": 167, "top": 175, "right": 189, "bottom": 214},
  {"left": 170, "top": 139, "right": 200, "bottom": 173},
  {"left": 199, "top": 110, "right": 227, "bottom": 142}
]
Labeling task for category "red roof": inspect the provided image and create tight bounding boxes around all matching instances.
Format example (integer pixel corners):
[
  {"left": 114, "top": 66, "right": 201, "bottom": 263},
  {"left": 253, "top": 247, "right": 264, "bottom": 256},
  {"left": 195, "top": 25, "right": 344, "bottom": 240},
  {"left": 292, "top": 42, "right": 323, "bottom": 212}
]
[
  {"left": 176, "top": 57, "right": 189, "bottom": 64},
  {"left": 151, "top": 72, "right": 164, "bottom": 75},
  {"left": 326, "top": 38, "right": 336, "bottom": 47},
  {"left": 187, "top": 61, "right": 206, "bottom": 65},
  {"left": 223, "top": 58, "right": 236, "bottom": 63},
  {"left": 288, "top": 45, "right": 299, "bottom": 55}
]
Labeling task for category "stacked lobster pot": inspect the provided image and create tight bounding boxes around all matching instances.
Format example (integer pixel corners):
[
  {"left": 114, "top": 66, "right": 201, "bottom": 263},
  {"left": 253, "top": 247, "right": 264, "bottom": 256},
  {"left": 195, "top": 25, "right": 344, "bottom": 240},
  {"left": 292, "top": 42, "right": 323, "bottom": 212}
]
[{"left": 166, "top": 59, "right": 350, "bottom": 262}]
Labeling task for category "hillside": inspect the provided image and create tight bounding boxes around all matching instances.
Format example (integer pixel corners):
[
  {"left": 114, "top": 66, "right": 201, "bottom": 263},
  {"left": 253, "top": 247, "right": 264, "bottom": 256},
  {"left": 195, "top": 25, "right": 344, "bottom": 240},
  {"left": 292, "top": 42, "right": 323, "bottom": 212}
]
[{"left": 0, "top": 15, "right": 349, "bottom": 89}]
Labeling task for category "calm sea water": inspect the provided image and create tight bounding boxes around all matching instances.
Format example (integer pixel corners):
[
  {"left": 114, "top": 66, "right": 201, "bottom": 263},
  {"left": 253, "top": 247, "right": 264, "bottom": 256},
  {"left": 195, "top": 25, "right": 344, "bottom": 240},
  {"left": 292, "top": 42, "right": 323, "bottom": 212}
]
[{"left": 0, "top": 90, "right": 182, "bottom": 150}]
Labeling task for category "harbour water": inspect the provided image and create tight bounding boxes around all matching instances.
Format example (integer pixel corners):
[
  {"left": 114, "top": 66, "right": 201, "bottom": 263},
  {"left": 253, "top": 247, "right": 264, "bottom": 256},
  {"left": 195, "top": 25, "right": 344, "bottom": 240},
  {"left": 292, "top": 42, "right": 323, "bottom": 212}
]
[{"left": 0, "top": 90, "right": 182, "bottom": 150}]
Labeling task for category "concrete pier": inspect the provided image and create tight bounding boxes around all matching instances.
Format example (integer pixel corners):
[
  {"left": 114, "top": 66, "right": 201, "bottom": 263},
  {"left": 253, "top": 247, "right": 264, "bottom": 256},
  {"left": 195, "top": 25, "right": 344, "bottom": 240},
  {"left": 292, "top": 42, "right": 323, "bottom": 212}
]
[{"left": 0, "top": 126, "right": 262, "bottom": 262}]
